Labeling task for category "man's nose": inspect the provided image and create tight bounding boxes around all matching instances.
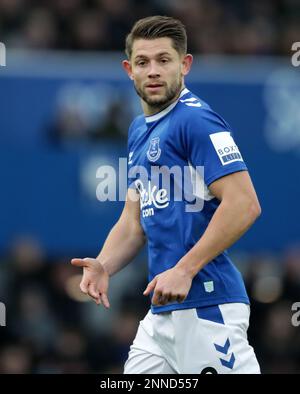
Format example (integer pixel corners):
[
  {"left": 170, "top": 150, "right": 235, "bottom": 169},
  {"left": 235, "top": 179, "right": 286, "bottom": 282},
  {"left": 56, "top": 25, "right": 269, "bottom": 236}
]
[{"left": 148, "top": 61, "right": 160, "bottom": 78}]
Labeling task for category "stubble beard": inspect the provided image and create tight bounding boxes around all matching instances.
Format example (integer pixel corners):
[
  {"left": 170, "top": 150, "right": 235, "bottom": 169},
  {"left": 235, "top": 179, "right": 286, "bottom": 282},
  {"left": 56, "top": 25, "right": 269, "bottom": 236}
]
[{"left": 134, "top": 76, "right": 182, "bottom": 112}]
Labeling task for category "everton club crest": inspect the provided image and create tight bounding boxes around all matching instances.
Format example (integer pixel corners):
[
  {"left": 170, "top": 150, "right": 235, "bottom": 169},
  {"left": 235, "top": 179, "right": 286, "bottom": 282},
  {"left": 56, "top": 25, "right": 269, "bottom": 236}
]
[{"left": 147, "top": 137, "right": 161, "bottom": 162}]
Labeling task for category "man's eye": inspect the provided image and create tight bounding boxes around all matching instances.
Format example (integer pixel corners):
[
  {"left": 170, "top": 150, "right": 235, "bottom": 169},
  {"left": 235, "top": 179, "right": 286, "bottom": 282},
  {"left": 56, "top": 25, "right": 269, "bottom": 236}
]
[
  {"left": 137, "top": 61, "right": 146, "bottom": 66},
  {"left": 161, "top": 59, "right": 169, "bottom": 63}
]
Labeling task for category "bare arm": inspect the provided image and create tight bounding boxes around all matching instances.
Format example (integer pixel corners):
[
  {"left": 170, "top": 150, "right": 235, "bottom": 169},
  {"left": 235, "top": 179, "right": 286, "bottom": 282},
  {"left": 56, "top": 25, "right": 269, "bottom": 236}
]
[
  {"left": 71, "top": 188, "right": 145, "bottom": 307},
  {"left": 176, "top": 170, "right": 261, "bottom": 277},
  {"left": 97, "top": 188, "right": 146, "bottom": 276},
  {"left": 144, "top": 170, "right": 261, "bottom": 306}
]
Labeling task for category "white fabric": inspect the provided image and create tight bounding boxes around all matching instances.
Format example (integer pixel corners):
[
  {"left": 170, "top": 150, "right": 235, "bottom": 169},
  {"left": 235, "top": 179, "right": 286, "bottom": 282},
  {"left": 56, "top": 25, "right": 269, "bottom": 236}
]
[
  {"left": 124, "top": 303, "right": 260, "bottom": 374},
  {"left": 145, "top": 88, "right": 190, "bottom": 123}
]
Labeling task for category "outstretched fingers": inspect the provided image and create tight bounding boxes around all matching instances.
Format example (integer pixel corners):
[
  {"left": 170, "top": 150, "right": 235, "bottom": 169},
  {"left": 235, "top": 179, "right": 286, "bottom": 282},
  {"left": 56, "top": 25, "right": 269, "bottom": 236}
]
[
  {"left": 143, "top": 277, "right": 157, "bottom": 296},
  {"left": 100, "top": 293, "right": 110, "bottom": 309},
  {"left": 88, "top": 283, "right": 100, "bottom": 301},
  {"left": 80, "top": 279, "right": 89, "bottom": 294},
  {"left": 71, "top": 258, "right": 88, "bottom": 268}
]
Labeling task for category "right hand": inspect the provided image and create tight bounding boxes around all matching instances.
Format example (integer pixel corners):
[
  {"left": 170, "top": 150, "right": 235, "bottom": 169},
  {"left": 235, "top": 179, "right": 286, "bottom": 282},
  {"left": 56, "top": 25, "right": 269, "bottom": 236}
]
[{"left": 71, "top": 257, "right": 110, "bottom": 308}]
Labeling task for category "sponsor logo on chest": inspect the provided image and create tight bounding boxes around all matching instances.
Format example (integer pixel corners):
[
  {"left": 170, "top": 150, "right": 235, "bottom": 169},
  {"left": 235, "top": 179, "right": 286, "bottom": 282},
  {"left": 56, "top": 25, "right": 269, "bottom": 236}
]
[{"left": 135, "top": 179, "right": 169, "bottom": 218}]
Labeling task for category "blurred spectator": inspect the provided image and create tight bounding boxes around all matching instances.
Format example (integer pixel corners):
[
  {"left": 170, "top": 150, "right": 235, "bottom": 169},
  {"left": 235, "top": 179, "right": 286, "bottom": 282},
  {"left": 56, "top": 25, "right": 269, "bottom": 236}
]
[
  {"left": 244, "top": 249, "right": 300, "bottom": 374},
  {"left": 71, "top": 10, "right": 108, "bottom": 51},
  {"left": 0, "top": 344, "right": 33, "bottom": 374},
  {"left": 22, "top": 8, "right": 58, "bottom": 49}
]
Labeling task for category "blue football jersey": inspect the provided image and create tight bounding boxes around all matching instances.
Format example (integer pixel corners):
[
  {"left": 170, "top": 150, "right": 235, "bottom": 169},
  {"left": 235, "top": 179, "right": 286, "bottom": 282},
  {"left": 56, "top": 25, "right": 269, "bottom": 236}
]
[{"left": 127, "top": 87, "right": 249, "bottom": 314}]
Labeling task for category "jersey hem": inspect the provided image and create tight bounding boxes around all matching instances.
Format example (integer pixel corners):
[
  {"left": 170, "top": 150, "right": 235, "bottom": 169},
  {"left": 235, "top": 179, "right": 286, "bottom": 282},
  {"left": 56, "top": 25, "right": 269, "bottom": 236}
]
[{"left": 151, "top": 296, "right": 250, "bottom": 314}]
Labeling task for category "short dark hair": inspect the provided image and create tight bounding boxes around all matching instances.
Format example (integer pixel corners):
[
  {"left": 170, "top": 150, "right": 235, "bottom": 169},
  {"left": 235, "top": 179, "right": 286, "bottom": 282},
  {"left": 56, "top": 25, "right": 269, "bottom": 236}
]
[{"left": 125, "top": 15, "right": 187, "bottom": 59}]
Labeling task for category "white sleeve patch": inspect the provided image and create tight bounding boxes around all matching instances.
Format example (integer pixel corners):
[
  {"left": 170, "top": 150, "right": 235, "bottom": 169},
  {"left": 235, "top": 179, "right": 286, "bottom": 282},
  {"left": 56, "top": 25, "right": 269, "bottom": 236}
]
[{"left": 209, "top": 132, "right": 244, "bottom": 165}]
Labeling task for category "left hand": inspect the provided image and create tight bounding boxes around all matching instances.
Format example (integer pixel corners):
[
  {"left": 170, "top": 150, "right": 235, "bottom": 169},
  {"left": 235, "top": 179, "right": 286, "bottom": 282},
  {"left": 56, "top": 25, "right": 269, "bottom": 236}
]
[{"left": 143, "top": 266, "right": 193, "bottom": 306}]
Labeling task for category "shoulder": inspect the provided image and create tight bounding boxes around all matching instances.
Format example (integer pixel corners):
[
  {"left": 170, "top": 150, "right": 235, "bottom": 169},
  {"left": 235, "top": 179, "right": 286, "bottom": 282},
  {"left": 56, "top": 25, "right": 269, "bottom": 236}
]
[
  {"left": 128, "top": 114, "right": 145, "bottom": 138},
  {"left": 175, "top": 90, "right": 231, "bottom": 136},
  {"left": 129, "top": 114, "right": 145, "bottom": 130}
]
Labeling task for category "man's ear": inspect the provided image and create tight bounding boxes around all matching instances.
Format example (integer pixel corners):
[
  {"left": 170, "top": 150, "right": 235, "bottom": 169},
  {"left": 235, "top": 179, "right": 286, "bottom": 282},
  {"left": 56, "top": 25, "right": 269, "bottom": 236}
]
[
  {"left": 122, "top": 60, "right": 134, "bottom": 80},
  {"left": 181, "top": 54, "right": 193, "bottom": 77}
]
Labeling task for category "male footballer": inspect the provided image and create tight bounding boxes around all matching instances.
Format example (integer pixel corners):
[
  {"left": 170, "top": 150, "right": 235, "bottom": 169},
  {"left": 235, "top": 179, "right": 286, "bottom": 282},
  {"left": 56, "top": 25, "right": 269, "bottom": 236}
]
[{"left": 72, "top": 16, "right": 261, "bottom": 374}]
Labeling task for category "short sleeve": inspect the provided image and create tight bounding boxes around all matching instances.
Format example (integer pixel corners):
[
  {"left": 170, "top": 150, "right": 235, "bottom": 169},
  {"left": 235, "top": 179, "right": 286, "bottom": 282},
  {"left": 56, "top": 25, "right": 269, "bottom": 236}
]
[{"left": 184, "top": 108, "right": 247, "bottom": 186}]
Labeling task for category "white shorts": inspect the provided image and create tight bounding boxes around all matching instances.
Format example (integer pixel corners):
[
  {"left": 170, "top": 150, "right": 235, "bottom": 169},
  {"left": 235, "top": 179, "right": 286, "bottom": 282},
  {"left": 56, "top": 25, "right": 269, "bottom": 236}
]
[{"left": 124, "top": 303, "right": 260, "bottom": 374}]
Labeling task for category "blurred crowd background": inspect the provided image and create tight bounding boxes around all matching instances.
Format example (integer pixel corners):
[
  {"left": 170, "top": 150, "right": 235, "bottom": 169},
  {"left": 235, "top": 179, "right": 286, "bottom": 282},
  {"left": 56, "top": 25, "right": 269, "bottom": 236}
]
[
  {"left": 0, "top": 241, "right": 300, "bottom": 373},
  {"left": 0, "top": 0, "right": 299, "bottom": 54},
  {"left": 0, "top": 0, "right": 300, "bottom": 374}
]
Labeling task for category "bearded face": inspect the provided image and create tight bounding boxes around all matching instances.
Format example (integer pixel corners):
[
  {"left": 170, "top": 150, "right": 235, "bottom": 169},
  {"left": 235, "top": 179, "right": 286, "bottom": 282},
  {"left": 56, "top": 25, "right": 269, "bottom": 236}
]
[{"left": 127, "top": 37, "right": 186, "bottom": 114}]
